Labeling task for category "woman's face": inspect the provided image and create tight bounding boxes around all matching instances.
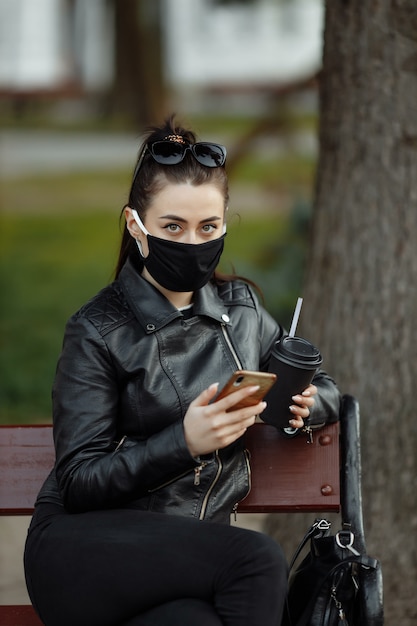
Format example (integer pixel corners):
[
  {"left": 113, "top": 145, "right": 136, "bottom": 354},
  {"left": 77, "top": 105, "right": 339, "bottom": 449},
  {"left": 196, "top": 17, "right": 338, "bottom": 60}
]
[{"left": 126, "top": 182, "right": 226, "bottom": 256}]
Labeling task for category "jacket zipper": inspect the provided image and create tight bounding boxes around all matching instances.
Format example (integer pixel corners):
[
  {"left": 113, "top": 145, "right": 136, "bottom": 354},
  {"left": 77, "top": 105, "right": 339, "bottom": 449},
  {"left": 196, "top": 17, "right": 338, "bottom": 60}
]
[
  {"left": 199, "top": 450, "right": 223, "bottom": 520},
  {"left": 149, "top": 324, "right": 246, "bottom": 517},
  {"left": 221, "top": 324, "right": 243, "bottom": 370},
  {"left": 114, "top": 436, "right": 206, "bottom": 493},
  {"left": 222, "top": 324, "right": 256, "bottom": 521},
  {"left": 198, "top": 324, "right": 244, "bottom": 520},
  {"left": 148, "top": 467, "right": 195, "bottom": 492},
  {"left": 232, "top": 448, "right": 252, "bottom": 520},
  {"left": 194, "top": 462, "right": 208, "bottom": 486}
]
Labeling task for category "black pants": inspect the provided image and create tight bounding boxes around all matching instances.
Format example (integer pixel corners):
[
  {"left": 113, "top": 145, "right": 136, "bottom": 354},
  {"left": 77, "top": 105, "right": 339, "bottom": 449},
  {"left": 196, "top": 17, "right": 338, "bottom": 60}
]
[{"left": 24, "top": 504, "right": 287, "bottom": 626}]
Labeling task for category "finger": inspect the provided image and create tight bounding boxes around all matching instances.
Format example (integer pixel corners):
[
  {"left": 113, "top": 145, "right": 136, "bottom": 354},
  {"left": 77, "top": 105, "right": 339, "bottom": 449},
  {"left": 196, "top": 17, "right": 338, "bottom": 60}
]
[
  {"left": 210, "top": 400, "right": 267, "bottom": 430},
  {"left": 289, "top": 404, "right": 310, "bottom": 419},
  {"left": 289, "top": 416, "right": 304, "bottom": 428},
  {"left": 219, "top": 400, "right": 268, "bottom": 428},
  {"left": 213, "top": 414, "right": 258, "bottom": 447},
  {"left": 302, "top": 384, "right": 317, "bottom": 397},
  {"left": 214, "top": 385, "right": 261, "bottom": 412},
  {"left": 291, "top": 394, "right": 315, "bottom": 408},
  {"left": 227, "top": 401, "right": 267, "bottom": 423}
]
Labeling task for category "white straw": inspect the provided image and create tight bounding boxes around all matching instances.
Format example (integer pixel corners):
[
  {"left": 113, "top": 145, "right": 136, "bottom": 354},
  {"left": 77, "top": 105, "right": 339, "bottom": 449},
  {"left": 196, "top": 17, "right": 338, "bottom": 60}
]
[{"left": 289, "top": 297, "right": 303, "bottom": 337}]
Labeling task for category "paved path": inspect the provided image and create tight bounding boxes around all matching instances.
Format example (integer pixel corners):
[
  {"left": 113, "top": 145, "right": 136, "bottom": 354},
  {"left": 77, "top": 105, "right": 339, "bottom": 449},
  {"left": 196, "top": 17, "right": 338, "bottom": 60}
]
[
  {"left": 0, "top": 128, "right": 317, "bottom": 179},
  {"left": 0, "top": 130, "right": 141, "bottom": 179}
]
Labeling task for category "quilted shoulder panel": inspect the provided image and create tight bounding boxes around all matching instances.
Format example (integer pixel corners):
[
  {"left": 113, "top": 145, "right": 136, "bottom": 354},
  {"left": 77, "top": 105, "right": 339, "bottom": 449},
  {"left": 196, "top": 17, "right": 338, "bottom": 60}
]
[
  {"left": 76, "top": 283, "right": 135, "bottom": 336},
  {"left": 216, "top": 280, "right": 257, "bottom": 309}
]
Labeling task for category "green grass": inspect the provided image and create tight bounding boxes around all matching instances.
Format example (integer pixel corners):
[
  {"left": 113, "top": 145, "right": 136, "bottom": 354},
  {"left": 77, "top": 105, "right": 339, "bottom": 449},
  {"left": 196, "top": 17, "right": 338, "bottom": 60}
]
[
  {"left": 0, "top": 212, "right": 120, "bottom": 423},
  {"left": 232, "top": 154, "right": 315, "bottom": 187},
  {"left": 0, "top": 108, "right": 318, "bottom": 136}
]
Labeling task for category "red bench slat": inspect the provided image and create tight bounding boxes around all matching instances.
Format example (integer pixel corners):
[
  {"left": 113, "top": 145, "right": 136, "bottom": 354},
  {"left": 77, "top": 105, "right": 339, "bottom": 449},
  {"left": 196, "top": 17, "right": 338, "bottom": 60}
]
[
  {"left": 0, "top": 422, "right": 340, "bottom": 515},
  {"left": 0, "top": 605, "right": 44, "bottom": 626}
]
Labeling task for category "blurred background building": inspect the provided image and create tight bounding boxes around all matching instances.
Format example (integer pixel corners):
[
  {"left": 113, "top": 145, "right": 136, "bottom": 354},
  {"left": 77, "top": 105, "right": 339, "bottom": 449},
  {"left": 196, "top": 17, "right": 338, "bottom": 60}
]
[{"left": 0, "top": 0, "right": 323, "bottom": 115}]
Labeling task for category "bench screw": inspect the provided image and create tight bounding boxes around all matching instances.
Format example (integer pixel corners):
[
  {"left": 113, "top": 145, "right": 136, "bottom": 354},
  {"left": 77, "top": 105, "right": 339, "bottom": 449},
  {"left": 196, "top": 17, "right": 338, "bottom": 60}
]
[{"left": 319, "top": 434, "right": 332, "bottom": 446}]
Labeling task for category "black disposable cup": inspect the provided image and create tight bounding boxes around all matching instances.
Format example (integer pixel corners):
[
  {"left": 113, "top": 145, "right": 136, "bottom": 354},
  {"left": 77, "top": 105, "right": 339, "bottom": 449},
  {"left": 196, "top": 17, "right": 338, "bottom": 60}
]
[{"left": 262, "top": 336, "right": 323, "bottom": 429}]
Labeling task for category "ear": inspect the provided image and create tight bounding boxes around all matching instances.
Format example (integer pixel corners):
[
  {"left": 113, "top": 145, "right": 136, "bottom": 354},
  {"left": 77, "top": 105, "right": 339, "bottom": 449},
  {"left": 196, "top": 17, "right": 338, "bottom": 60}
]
[{"left": 124, "top": 207, "right": 141, "bottom": 239}]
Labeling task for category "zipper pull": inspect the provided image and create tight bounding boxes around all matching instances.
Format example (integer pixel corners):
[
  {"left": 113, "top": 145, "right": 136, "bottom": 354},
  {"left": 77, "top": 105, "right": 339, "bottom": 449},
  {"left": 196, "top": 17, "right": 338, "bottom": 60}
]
[
  {"left": 114, "top": 435, "right": 127, "bottom": 451},
  {"left": 194, "top": 466, "right": 201, "bottom": 486},
  {"left": 194, "top": 465, "right": 205, "bottom": 486},
  {"left": 232, "top": 503, "right": 238, "bottom": 522},
  {"left": 194, "top": 461, "right": 208, "bottom": 486},
  {"left": 303, "top": 425, "right": 314, "bottom": 444}
]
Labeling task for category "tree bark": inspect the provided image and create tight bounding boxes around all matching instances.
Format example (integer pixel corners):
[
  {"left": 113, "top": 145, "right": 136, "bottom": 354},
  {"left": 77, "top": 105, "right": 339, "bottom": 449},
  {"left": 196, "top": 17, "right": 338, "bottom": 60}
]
[{"left": 266, "top": 1, "right": 417, "bottom": 623}]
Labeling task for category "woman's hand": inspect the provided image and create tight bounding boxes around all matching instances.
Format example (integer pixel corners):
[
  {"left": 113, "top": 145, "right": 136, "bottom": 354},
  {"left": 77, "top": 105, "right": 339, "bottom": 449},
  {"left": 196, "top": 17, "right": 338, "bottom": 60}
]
[
  {"left": 288, "top": 383, "right": 317, "bottom": 429},
  {"left": 183, "top": 383, "right": 266, "bottom": 458}
]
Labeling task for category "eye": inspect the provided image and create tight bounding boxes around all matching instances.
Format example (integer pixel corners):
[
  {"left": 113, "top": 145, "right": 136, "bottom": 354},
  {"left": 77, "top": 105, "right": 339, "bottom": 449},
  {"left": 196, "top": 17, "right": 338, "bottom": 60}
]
[
  {"left": 201, "top": 224, "right": 217, "bottom": 233},
  {"left": 163, "top": 223, "right": 181, "bottom": 233}
]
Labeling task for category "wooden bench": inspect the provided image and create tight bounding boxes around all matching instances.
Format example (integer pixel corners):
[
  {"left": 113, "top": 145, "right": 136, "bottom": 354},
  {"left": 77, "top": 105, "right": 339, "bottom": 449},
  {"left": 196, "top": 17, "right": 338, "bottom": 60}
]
[{"left": 0, "top": 395, "right": 373, "bottom": 625}]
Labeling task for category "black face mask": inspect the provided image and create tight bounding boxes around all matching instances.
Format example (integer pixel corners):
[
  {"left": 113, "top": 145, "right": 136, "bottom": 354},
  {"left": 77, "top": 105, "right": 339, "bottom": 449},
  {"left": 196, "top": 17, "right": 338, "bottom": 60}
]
[{"left": 138, "top": 233, "right": 226, "bottom": 292}]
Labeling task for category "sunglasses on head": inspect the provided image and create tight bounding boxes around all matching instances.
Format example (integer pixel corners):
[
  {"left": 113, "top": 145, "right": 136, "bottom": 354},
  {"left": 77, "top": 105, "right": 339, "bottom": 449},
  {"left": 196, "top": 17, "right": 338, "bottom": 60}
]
[{"left": 132, "top": 140, "right": 227, "bottom": 182}]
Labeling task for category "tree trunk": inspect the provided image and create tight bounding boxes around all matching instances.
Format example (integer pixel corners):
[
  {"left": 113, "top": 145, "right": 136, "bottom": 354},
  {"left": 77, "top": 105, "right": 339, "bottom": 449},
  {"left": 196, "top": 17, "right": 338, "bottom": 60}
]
[
  {"left": 111, "top": 0, "right": 166, "bottom": 129},
  {"left": 266, "top": 2, "right": 417, "bottom": 623}
]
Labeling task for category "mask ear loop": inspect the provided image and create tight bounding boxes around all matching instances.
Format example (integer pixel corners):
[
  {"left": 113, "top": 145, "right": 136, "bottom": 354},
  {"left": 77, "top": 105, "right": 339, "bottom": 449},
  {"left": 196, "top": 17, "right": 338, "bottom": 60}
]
[
  {"left": 132, "top": 209, "right": 150, "bottom": 236},
  {"left": 222, "top": 205, "right": 228, "bottom": 235},
  {"left": 131, "top": 209, "right": 149, "bottom": 257}
]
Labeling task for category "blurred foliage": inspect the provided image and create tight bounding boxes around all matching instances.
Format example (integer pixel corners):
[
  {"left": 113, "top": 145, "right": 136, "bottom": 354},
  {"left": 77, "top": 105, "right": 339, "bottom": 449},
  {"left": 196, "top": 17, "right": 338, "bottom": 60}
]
[
  {"left": 0, "top": 107, "right": 318, "bottom": 135},
  {"left": 225, "top": 196, "right": 311, "bottom": 325}
]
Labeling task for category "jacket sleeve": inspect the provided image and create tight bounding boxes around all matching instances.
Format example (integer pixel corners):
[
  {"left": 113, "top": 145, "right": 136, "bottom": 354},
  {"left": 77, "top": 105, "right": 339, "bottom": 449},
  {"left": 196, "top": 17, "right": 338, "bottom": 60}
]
[{"left": 53, "top": 315, "right": 199, "bottom": 513}]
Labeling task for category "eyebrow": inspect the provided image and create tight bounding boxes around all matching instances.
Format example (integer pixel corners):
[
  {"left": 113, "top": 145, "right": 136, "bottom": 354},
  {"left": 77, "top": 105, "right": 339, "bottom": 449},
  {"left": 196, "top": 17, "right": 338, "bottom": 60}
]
[{"left": 159, "top": 214, "right": 222, "bottom": 223}]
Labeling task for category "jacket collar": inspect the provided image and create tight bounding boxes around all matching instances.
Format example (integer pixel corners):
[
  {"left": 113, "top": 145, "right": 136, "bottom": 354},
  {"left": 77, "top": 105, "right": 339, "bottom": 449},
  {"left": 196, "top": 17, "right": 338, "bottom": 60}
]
[{"left": 119, "top": 258, "right": 231, "bottom": 334}]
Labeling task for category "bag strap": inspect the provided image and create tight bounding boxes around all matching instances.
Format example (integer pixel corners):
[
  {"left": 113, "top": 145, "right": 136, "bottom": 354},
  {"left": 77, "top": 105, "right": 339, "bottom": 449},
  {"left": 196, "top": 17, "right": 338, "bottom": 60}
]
[{"left": 288, "top": 519, "right": 331, "bottom": 571}]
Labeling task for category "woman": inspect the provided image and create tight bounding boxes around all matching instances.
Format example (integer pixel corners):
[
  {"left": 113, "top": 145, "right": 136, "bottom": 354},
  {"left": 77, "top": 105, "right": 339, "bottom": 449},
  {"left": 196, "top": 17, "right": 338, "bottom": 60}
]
[{"left": 24, "top": 117, "right": 341, "bottom": 626}]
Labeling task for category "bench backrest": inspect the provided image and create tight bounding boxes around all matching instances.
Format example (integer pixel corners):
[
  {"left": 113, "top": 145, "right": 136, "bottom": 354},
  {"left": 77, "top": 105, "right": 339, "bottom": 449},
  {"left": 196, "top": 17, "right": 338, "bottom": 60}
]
[{"left": 0, "top": 421, "right": 340, "bottom": 515}]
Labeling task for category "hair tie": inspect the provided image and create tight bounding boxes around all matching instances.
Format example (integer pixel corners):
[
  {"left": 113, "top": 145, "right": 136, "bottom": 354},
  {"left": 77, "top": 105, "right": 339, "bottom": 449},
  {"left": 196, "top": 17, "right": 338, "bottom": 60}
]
[{"left": 164, "top": 134, "right": 187, "bottom": 145}]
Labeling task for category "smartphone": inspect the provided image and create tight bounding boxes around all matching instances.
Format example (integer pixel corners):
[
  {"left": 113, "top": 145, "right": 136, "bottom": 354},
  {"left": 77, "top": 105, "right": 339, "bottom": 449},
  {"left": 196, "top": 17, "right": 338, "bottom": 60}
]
[{"left": 215, "top": 370, "right": 277, "bottom": 411}]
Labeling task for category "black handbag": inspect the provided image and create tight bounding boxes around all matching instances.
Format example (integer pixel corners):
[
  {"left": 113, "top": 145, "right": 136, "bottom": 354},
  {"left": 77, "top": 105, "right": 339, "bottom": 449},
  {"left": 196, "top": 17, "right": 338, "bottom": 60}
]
[{"left": 282, "top": 519, "right": 383, "bottom": 626}]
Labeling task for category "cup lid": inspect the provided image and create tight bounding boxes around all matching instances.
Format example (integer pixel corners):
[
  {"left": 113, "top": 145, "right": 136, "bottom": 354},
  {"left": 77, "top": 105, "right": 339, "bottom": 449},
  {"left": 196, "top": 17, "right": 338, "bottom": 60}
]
[{"left": 279, "top": 336, "right": 322, "bottom": 365}]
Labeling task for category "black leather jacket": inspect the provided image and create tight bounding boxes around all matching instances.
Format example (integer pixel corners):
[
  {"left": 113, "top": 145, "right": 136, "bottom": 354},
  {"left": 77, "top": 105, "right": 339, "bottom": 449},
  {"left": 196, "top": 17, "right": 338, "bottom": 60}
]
[{"left": 36, "top": 258, "right": 341, "bottom": 524}]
